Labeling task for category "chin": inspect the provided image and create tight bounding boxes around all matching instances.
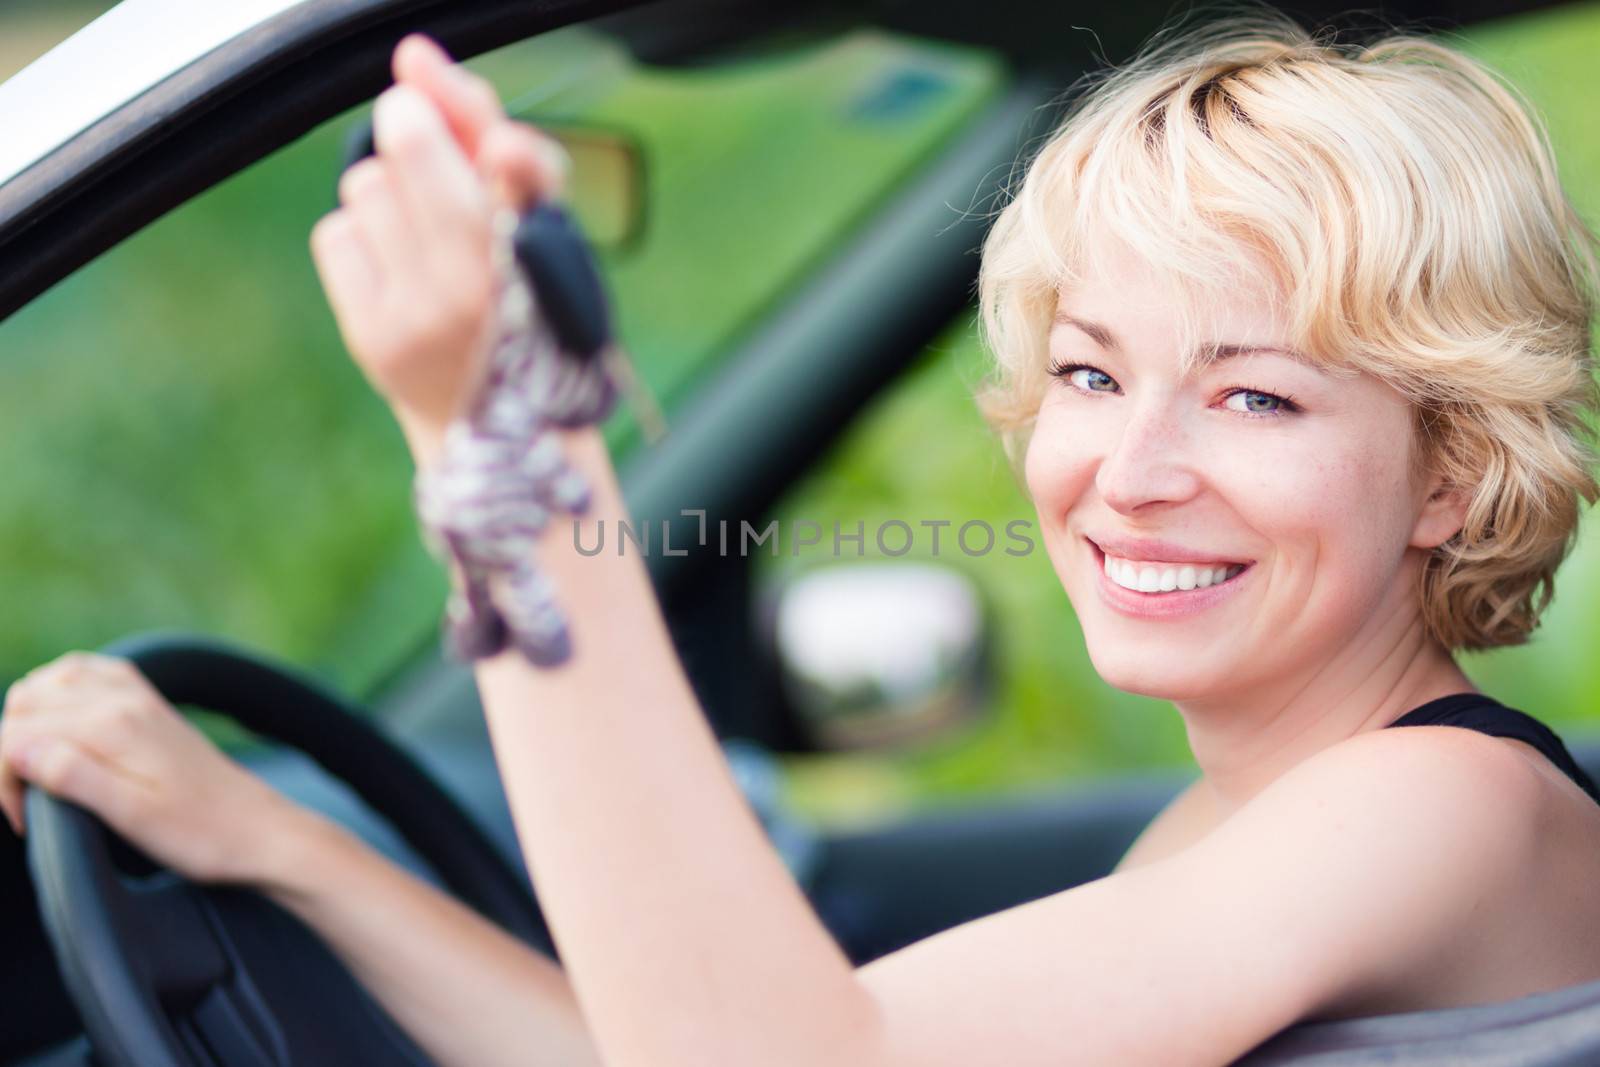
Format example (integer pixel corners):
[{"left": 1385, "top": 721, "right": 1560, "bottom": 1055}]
[{"left": 1082, "top": 635, "right": 1226, "bottom": 700}]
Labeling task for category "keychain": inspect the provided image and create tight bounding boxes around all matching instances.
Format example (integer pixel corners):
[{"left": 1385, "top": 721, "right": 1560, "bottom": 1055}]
[{"left": 411, "top": 200, "right": 664, "bottom": 667}]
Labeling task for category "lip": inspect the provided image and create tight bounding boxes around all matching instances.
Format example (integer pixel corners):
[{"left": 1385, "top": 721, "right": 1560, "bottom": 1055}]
[
  {"left": 1088, "top": 537, "right": 1253, "bottom": 620},
  {"left": 1085, "top": 532, "right": 1253, "bottom": 566}
]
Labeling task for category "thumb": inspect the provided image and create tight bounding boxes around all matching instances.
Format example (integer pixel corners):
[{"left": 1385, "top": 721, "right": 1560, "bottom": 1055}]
[
  {"left": 13, "top": 739, "right": 128, "bottom": 837},
  {"left": 479, "top": 120, "right": 569, "bottom": 213}
]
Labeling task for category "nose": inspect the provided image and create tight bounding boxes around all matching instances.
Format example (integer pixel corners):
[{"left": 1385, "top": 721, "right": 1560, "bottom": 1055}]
[{"left": 1095, "top": 395, "right": 1203, "bottom": 516}]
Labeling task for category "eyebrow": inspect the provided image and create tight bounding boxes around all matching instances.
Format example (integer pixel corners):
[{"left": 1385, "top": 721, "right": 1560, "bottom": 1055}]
[{"left": 1052, "top": 312, "right": 1312, "bottom": 366}]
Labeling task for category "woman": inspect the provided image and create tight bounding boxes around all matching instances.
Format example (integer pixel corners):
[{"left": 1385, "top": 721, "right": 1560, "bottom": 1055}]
[{"left": 5, "top": 7, "right": 1600, "bottom": 1064}]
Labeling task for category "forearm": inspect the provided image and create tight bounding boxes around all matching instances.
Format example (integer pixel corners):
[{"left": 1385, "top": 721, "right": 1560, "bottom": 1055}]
[
  {"left": 258, "top": 807, "right": 601, "bottom": 1067},
  {"left": 443, "top": 426, "right": 881, "bottom": 1067}
]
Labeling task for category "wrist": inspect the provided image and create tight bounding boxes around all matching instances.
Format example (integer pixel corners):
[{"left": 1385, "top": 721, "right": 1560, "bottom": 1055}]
[
  {"left": 245, "top": 798, "right": 358, "bottom": 904},
  {"left": 395, "top": 408, "right": 449, "bottom": 472}
]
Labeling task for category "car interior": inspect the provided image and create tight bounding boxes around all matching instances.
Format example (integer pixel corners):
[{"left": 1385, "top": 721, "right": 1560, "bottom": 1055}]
[{"left": 5, "top": 0, "right": 1600, "bottom": 1063}]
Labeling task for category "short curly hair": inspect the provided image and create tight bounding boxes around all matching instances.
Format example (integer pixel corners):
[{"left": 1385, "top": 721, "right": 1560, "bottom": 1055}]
[{"left": 973, "top": 3, "right": 1600, "bottom": 651}]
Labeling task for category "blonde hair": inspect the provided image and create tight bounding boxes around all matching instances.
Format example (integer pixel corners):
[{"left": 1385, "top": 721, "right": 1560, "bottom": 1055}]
[{"left": 974, "top": 3, "right": 1600, "bottom": 651}]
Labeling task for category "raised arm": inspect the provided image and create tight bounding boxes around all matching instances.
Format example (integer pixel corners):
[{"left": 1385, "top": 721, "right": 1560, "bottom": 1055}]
[
  {"left": 308, "top": 37, "right": 880, "bottom": 1063},
  {"left": 410, "top": 422, "right": 883, "bottom": 1067}
]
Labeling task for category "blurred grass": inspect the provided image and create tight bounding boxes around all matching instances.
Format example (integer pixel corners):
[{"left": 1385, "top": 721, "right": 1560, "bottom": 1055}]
[{"left": 5, "top": 6, "right": 1600, "bottom": 831}]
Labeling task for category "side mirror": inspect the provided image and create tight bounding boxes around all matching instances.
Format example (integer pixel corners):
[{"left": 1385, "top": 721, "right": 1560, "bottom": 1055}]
[{"left": 758, "top": 562, "right": 994, "bottom": 752}]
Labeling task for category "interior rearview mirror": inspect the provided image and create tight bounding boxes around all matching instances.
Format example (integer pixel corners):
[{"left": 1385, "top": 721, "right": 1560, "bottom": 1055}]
[{"left": 528, "top": 119, "right": 647, "bottom": 253}]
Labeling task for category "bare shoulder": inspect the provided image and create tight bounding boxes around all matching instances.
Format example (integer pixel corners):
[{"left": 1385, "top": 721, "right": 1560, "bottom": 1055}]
[
  {"left": 1183, "top": 723, "right": 1563, "bottom": 1013},
  {"left": 1284, "top": 720, "right": 1552, "bottom": 812},
  {"left": 850, "top": 724, "right": 1572, "bottom": 1065},
  {"left": 1226, "top": 721, "right": 1552, "bottom": 883},
  {"left": 1119, "top": 725, "right": 1547, "bottom": 875}
]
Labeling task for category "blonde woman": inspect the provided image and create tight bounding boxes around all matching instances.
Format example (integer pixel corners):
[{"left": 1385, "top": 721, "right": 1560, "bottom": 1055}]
[{"left": 6, "top": 6, "right": 1600, "bottom": 1065}]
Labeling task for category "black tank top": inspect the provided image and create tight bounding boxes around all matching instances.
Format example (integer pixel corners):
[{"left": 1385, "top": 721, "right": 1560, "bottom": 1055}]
[{"left": 1384, "top": 692, "right": 1600, "bottom": 806}]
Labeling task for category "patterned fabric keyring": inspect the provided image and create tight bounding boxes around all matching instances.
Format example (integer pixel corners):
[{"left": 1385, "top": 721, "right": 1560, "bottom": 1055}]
[{"left": 412, "top": 202, "right": 650, "bottom": 667}]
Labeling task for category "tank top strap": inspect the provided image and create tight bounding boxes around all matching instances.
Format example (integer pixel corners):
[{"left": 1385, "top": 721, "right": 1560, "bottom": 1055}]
[{"left": 1385, "top": 692, "right": 1600, "bottom": 807}]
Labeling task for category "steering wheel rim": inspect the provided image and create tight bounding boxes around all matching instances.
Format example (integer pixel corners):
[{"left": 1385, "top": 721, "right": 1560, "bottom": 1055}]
[{"left": 25, "top": 630, "right": 555, "bottom": 1067}]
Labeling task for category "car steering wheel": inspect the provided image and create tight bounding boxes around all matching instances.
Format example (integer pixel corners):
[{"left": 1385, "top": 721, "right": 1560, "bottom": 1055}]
[{"left": 24, "top": 631, "right": 557, "bottom": 1067}]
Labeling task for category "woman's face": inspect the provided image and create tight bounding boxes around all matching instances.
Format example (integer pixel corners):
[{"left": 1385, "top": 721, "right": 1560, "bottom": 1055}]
[{"left": 1025, "top": 238, "right": 1449, "bottom": 702}]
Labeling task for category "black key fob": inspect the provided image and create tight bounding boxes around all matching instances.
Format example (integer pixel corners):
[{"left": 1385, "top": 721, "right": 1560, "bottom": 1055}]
[{"left": 511, "top": 203, "right": 612, "bottom": 361}]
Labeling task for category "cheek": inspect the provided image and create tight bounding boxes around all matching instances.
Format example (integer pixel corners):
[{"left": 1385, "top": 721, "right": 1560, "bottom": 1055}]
[
  {"left": 1023, "top": 403, "right": 1097, "bottom": 510},
  {"left": 1235, "top": 435, "right": 1413, "bottom": 604},
  {"left": 1236, "top": 449, "right": 1352, "bottom": 534}
]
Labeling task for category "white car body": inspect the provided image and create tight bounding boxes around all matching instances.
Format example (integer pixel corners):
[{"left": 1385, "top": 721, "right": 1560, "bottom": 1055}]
[{"left": 0, "top": 0, "right": 308, "bottom": 189}]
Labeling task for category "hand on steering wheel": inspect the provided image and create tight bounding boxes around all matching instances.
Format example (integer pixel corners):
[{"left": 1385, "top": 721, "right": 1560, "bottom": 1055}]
[
  {"left": 14, "top": 633, "right": 554, "bottom": 1067},
  {"left": 1, "top": 651, "right": 308, "bottom": 886}
]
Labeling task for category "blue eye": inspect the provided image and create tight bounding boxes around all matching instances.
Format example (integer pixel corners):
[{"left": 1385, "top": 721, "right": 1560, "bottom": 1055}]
[
  {"left": 1045, "top": 360, "right": 1301, "bottom": 418},
  {"left": 1063, "top": 365, "right": 1116, "bottom": 392},
  {"left": 1224, "top": 390, "right": 1292, "bottom": 415},
  {"left": 1044, "top": 360, "right": 1121, "bottom": 394}
]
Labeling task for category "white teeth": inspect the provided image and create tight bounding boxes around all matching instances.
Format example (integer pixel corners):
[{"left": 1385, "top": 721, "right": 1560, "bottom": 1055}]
[{"left": 1102, "top": 552, "right": 1242, "bottom": 594}]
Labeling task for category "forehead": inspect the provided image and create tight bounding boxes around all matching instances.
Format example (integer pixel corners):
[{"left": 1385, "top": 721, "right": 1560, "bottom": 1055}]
[{"left": 1052, "top": 234, "right": 1290, "bottom": 342}]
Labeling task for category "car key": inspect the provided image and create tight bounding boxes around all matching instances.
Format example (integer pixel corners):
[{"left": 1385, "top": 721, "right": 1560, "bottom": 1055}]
[{"left": 412, "top": 200, "right": 658, "bottom": 667}]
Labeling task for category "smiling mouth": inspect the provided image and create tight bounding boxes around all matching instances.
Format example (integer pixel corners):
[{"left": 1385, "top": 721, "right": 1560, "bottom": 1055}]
[{"left": 1089, "top": 540, "right": 1251, "bottom": 595}]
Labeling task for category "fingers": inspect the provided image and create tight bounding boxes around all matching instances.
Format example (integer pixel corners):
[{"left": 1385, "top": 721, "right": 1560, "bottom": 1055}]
[
  {"left": 0, "top": 732, "right": 23, "bottom": 836},
  {"left": 6, "top": 739, "right": 127, "bottom": 837},
  {"left": 330, "top": 103, "right": 497, "bottom": 387},
  {"left": 14, "top": 650, "right": 119, "bottom": 691},
  {"left": 372, "top": 84, "right": 490, "bottom": 244},
  {"left": 337, "top": 155, "right": 417, "bottom": 284},
  {"left": 330, "top": 46, "right": 564, "bottom": 284},
  {"left": 0, "top": 704, "right": 105, "bottom": 838},
  {"left": 370, "top": 86, "right": 494, "bottom": 308},
  {"left": 388, "top": 33, "right": 567, "bottom": 210},
  {"left": 311, "top": 209, "right": 383, "bottom": 350},
  {"left": 2, "top": 676, "right": 37, "bottom": 834},
  {"left": 0, "top": 653, "right": 159, "bottom": 836},
  {"left": 78, "top": 698, "right": 169, "bottom": 787},
  {"left": 392, "top": 34, "right": 504, "bottom": 158},
  {"left": 2, "top": 655, "right": 102, "bottom": 834},
  {"left": 478, "top": 119, "right": 568, "bottom": 211}
]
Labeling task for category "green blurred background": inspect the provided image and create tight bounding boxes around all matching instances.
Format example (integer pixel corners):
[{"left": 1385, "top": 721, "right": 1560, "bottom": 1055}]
[{"left": 4, "top": 1, "right": 1600, "bottom": 829}]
